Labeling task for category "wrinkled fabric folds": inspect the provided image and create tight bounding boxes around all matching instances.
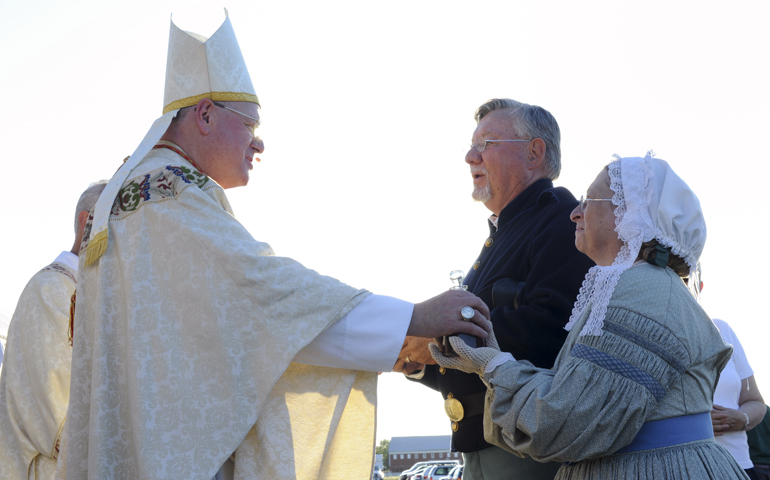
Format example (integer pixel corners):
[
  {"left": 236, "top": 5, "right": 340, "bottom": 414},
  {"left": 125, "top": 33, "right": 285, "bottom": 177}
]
[
  {"left": 483, "top": 264, "right": 744, "bottom": 479},
  {"left": 63, "top": 148, "right": 376, "bottom": 479},
  {"left": 0, "top": 261, "right": 76, "bottom": 480}
]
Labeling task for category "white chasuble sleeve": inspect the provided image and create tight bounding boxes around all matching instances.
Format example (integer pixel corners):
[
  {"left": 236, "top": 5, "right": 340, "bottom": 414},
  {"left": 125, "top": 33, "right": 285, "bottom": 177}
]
[
  {"left": 0, "top": 264, "right": 76, "bottom": 480},
  {"left": 63, "top": 152, "right": 379, "bottom": 480},
  {"left": 293, "top": 294, "right": 412, "bottom": 372}
]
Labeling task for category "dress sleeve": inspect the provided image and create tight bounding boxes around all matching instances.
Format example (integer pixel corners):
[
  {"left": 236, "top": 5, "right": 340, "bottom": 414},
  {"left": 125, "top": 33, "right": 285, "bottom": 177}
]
[
  {"left": 482, "top": 306, "right": 700, "bottom": 463},
  {"left": 713, "top": 319, "right": 754, "bottom": 380},
  {"left": 491, "top": 210, "right": 594, "bottom": 369}
]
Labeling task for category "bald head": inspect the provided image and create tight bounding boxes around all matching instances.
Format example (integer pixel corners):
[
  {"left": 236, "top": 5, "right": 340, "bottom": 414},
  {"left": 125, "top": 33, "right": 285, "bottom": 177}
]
[{"left": 71, "top": 180, "right": 108, "bottom": 255}]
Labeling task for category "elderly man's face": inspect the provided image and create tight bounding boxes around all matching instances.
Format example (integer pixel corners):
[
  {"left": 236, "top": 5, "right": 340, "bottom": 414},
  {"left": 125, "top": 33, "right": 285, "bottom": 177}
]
[
  {"left": 207, "top": 101, "right": 263, "bottom": 189},
  {"left": 465, "top": 109, "right": 533, "bottom": 216}
]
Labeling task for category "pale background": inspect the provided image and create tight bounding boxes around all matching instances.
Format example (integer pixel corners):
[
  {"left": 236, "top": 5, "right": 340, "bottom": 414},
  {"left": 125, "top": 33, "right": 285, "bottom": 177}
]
[{"left": 1, "top": 0, "right": 768, "bottom": 447}]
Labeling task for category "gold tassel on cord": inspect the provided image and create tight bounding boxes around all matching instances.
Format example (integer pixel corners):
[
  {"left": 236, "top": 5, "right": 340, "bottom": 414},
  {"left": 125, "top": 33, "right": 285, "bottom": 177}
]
[{"left": 84, "top": 229, "right": 108, "bottom": 267}]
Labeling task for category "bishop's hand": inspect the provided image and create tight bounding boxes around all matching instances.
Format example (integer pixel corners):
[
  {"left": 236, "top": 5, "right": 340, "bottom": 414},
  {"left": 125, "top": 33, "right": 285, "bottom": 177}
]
[{"left": 406, "top": 290, "right": 491, "bottom": 339}]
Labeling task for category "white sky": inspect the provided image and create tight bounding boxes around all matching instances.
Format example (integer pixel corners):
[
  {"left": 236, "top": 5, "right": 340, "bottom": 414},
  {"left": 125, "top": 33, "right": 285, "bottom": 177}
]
[{"left": 1, "top": 0, "right": 768, "bottom": 446}]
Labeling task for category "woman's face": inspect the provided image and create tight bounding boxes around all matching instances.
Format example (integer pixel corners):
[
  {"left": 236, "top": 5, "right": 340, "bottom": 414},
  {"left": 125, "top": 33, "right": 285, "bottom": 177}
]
[{"left": 570, "top": 169, "right": 625, "bottom": 266}]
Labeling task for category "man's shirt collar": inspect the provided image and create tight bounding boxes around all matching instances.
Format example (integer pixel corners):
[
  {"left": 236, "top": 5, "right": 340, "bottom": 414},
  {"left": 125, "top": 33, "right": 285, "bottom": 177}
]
[{"left": 490, "top": 178, "right": 555, "bottom": 232}]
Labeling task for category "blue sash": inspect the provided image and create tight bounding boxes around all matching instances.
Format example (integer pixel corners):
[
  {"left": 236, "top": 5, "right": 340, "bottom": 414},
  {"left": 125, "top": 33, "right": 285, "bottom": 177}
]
[{"left": 614, "top": 412, "right": 714, "bottom": 454}]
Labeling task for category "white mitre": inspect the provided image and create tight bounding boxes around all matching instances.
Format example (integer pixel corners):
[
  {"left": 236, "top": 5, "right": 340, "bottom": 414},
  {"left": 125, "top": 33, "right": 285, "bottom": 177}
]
[
  {"left": 84, "top": 9, "right": 259, "bottom": 266},
  {"left": 163, "top": 9, "right": 259, "bottom": 113}
]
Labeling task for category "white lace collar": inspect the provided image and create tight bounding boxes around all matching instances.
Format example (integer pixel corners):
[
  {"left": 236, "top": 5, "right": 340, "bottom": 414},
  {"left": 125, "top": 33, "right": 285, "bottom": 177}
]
[{"left": 565, "top": 152, "right": 705, "bottom": 336}]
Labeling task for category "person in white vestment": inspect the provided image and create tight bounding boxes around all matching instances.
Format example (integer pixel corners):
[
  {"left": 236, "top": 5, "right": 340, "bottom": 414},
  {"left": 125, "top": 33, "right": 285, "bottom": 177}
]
[
  {"left": 1, "top": 309, "right": 12, "bottom": 370},
  {"left": 58, "top": 10, "right": 491, "bottom": 480},
  {"left": 0, "top": 181, "right": 107, "bottom": 480}
]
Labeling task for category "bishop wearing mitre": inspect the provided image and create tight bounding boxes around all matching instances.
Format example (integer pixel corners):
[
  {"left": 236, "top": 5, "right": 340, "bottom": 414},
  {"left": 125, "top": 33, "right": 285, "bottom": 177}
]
[{"left": 55, "top": 10, "right": 489, "bottom": 480}]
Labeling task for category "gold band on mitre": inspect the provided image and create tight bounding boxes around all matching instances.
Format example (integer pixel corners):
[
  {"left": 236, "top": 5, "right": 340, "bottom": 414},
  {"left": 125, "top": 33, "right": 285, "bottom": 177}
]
[{"left": 163, "top": 91, "right": 260, "bottom": 114}]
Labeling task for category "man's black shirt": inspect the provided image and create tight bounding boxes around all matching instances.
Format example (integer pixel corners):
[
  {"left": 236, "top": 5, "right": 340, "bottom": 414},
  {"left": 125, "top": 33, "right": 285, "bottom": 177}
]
[{"left": 414, "top": 178, "right": 595, "bottom": 453}]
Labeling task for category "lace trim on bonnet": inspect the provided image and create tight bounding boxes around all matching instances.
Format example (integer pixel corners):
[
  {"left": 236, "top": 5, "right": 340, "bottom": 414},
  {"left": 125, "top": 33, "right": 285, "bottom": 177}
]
[{"left": 564, "top": 151, "right": 699, "bottom": 336}]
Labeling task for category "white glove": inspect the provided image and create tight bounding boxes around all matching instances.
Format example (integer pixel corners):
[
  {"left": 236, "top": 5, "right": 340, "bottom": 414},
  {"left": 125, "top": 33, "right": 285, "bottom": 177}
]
[{"left": 429, "top": 327, "right": 502, "bottom": 377}]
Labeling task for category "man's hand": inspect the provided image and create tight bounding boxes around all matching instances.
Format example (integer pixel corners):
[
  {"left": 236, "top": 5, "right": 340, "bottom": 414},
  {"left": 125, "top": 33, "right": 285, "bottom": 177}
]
[
  {"left": 711, "top": 404, "right": 749, "bottom": 436},
  {"left": 392, "top": 357, "right": 425, "bottom": 374},
  {"left": 407, "top": 290, "right": 491, "bottom": 339},
  {"left": 400, "top": 336, "right": 437, "bottom": 365}
]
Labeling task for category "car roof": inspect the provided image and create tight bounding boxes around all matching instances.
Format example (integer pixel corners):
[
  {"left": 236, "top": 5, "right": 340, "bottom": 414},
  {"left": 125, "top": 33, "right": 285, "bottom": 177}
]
[
  {"left": 421, "top": 460, "right": 458, "bottom": 466},
  {"left": 406, "top": 460, "right": 458, "bottom": 473}
]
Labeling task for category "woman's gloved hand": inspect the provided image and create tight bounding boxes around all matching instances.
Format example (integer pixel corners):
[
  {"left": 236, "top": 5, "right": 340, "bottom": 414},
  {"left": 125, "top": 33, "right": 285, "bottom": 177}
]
[{"left": 429, "top": 325, "right": 503, "bottom": 377}]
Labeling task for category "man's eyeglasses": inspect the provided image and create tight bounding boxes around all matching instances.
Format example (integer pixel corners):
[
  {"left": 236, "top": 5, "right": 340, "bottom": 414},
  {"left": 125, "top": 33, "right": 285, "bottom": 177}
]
[
  {"left": 213, "top": 102, "right": 260, "bottom": 137},
  {"left": 578, "top": 195, "right": 613, "bottom": 212},
  {"left": 471, "top": 137, "right": 531, "bottom": 153}
]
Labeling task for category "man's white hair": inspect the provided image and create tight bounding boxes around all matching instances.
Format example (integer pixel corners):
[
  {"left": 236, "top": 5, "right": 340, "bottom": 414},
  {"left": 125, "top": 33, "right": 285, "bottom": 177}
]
[
  {"left": 472, "top": 178, "right": 492, "bottom": 203},
  {"left": 474, "top": 98, "right": 562, "bottom": 180},
  {"left": 74, "top": 180, "right": 109, "bottom": 234}
]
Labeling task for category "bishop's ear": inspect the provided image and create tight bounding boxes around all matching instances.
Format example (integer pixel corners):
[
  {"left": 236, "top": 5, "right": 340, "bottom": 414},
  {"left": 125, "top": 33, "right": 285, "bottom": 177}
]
[{"left": 195, "top": 98, "right": 216, "bottom": 134}]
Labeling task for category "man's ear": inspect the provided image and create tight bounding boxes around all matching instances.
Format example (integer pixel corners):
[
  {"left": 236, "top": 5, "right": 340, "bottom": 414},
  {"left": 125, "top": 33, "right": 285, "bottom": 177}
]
[
  {"left": 527, "top": 138, "right": 547, "bottom": 171},
  {"left": 195, "top": 98, "right": 216, "bottom": 135},
  {"left": 77, "top": 210, "right": 90, "bottom": 235}
]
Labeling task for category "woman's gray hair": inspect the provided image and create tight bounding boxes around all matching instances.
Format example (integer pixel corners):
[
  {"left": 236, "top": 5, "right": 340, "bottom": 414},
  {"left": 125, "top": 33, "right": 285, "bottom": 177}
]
[
  {"left": 74, "top": 180, "right": 109, "bottom": 234},
  {"left": 474, "top": 98, "right": 561, "bottom": 180}
]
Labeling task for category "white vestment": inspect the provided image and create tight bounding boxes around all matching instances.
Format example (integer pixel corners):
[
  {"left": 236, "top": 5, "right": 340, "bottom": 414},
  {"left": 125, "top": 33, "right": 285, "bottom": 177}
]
[
  {"left": 0, "top": 252, "right": 78, "bottom": 480},
  {"left": 0, "top": 308, "right": 10, "bottom": 370},
  {"left": 63, "top": 148, "right": 410, "bottom": 479}
]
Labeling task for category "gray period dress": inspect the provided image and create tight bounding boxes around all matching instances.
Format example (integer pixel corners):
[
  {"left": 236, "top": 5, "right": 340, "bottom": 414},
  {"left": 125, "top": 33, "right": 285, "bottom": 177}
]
[{"left": 482, "top": 264, "right": 748, "bottom": 479}]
